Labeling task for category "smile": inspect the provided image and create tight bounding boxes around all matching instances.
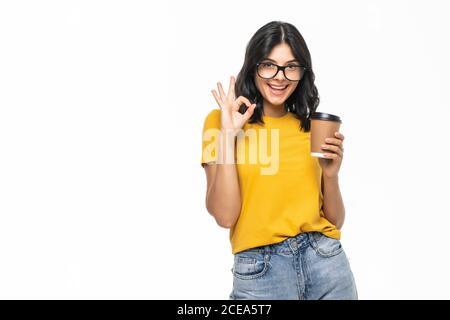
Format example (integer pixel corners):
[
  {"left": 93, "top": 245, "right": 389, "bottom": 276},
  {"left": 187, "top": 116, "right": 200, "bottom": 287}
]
[{"left": 267, "top": 83, "right": 289, "bottom": 95}]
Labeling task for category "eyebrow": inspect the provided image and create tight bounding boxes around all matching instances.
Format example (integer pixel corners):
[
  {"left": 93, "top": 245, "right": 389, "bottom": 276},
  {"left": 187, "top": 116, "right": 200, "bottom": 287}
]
[{"left": 263, "top": 58, "right": 299, "bottom": 64}]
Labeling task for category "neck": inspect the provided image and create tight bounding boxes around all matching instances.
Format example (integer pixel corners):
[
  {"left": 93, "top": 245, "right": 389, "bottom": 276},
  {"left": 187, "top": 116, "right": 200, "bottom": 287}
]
[{"left": 263, "top": 100, "right": 287, "bottom": 117}]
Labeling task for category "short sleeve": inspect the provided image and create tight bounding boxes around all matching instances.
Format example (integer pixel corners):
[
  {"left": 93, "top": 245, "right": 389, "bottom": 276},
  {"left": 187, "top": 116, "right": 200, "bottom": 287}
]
[{"left": 201, "top": 109, "right": 221, "bottom": 167}]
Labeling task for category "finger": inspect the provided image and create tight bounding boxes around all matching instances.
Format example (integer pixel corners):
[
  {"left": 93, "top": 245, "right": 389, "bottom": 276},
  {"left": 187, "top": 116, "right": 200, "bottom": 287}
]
[
  {"left": 235, "top": 96, "right": 252, "bottom": 108},
  {"left": 324, "top": 137, "right": 343, "bottom": 147},
  {"left": 334, "top": 131, "right": 345, "bottom": 140},
  {"left": 321, "top": 144, "right": 343, "bottom": 157},
  {"left": 228, "top": 76, "right": 236, "bottom": 100},
  {"left": 323, "top": 153, "right": 339, "bottom": 159},
  {"left": 324, "top": 138, "right": 344, "bottom": 152},
  {"left": 211, "top": 89, "right": 223, "bottom": 108},
  {"left": 242, "top": 103, "right": 256, "bottom": 120},
  {"left": 217, "top": 82, "right": 226, "bottom": 100}
]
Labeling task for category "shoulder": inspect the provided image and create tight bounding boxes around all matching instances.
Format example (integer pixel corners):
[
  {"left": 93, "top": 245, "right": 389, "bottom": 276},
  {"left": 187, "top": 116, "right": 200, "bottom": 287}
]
[
  {"left": 204, "top": 108, "right": 221, "bottom": 121},
  {"left": 202, "top": 108, "right": 221, "bottom": 129}
]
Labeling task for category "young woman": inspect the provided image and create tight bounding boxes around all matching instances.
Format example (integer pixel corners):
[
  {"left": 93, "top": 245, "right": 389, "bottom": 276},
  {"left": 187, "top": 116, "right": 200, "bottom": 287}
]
[{"left": 200, "top": 21, "right": 358, "bottom": 300}]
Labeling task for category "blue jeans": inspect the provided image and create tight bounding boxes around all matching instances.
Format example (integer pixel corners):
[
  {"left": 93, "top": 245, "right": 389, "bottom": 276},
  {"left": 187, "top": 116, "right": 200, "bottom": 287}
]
[{"left": 229, "top": 231, "right": 358, "bottom": 300}]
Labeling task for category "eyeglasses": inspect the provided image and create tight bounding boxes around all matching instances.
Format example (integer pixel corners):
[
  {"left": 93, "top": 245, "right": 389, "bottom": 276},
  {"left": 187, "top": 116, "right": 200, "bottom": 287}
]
[{"left": 256, "top": 62, "right": 307, "bottom": 81}]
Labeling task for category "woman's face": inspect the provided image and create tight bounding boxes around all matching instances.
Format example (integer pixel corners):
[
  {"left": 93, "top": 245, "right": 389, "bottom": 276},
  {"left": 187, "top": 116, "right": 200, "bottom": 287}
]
[{"left": 254, "top": 42, "right": 300, "bottom": 108}]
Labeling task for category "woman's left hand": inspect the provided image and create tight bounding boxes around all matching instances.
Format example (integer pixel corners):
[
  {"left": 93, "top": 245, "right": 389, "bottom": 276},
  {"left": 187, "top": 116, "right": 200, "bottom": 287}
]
[{"left": 318, "top": 131, "right": 345, "bottom": 178}]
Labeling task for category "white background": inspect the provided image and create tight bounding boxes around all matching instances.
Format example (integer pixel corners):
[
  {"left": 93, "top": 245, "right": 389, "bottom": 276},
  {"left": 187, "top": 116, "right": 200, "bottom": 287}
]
[{"left": 0, "top": 0, "right": 449, "bottom": 299}]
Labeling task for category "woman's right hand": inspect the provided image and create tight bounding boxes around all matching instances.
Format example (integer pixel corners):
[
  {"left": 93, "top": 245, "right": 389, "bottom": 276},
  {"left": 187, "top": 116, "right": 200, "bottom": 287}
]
[{"left": 211, "top": 76, "right": 256, "bottom": 136}]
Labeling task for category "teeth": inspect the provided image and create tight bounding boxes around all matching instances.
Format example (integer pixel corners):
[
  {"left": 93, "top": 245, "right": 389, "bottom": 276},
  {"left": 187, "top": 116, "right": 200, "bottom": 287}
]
[{"left": 269, "top": 84, "right": 287, "bottom": 90}]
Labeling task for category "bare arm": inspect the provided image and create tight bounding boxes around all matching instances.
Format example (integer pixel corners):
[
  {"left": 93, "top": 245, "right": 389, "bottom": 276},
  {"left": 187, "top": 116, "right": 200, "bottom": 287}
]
[
  {"left": 203, "top": 76, "right": 256, "bottom": 228},
  {"left": 204, "top": 130, "right": 241, "bottom": 228},
  {"left": 321, "top": 174, "right": 345, "bottom": 230}
]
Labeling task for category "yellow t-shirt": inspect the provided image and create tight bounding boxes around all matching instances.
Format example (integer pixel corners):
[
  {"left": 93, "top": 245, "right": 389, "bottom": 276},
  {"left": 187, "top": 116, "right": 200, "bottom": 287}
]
[{"left": 201, "top": 108, "right": 341, "bottom": 254}]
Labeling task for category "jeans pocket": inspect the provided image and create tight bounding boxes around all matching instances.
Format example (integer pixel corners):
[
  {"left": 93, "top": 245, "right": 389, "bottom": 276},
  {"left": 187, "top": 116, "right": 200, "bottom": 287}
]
[
  {"left": 310, "top": 232, "right": 343, "bottom": 258},
  {"left": 232, "top": 250, "right": 269, "bottom": 280}
]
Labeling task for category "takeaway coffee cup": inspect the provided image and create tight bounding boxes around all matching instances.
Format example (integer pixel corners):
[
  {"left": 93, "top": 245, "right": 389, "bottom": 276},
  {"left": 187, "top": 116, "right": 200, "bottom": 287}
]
[{"left": 310, "top": 112, "right": 342, "bottom": 158}]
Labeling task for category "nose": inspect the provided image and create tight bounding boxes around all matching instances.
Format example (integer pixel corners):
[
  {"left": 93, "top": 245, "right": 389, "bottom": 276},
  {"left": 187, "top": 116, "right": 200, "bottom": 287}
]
[{"left": 274, "top": 68, "right": 286, "bottom": 81}]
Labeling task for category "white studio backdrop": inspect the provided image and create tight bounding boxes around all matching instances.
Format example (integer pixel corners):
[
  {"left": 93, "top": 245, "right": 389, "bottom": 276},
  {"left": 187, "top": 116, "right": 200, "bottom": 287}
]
[{"left": 0, "top": 0, "right": 449, "bottom": 299}]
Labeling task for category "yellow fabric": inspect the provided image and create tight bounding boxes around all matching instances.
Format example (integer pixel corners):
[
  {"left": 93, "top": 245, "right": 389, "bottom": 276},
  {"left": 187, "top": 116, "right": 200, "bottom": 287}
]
[{"left": 201, "top": 108, "right": 341, "bottom": 254}]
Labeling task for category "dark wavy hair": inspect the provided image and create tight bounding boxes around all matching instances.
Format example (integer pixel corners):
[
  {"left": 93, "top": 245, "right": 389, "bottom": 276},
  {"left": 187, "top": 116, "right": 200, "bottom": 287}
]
[{"left": 236, "top": 21, "right": 320, "bottom": 132}]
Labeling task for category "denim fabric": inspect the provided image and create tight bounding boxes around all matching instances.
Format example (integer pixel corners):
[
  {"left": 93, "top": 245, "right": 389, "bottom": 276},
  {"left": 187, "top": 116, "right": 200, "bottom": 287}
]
[{"left": 229, "top": 231, "right": 358, "bottom": 300}]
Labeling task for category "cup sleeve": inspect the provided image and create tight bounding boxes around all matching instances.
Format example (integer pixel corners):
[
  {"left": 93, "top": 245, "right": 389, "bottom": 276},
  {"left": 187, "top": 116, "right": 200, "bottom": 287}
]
[{"left": 201, "top": 109, "right": 222, "bottom": 168}]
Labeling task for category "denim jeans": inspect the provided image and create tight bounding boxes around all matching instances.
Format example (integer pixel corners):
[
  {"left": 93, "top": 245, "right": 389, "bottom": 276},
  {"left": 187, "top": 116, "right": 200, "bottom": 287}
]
[{"left": 229, "top": 231, "right": 358, "bottom": 300}]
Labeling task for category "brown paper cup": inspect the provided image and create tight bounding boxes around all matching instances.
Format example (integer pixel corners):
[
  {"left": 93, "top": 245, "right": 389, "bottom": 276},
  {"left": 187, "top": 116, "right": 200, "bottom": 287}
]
[{"left": 310, "top": 112, "right": 342, "bottom": 158}]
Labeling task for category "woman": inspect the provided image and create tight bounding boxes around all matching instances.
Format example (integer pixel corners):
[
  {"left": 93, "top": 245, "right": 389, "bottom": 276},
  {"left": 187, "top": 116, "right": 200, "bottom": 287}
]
[{"left": 200, "top": 21, "right": 358, "bottom": 300}]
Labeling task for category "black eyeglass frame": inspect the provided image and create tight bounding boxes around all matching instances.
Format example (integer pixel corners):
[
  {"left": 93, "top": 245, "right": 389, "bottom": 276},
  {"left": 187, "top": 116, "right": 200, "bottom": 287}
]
[{"left": 255, "top": 62, "right": 308, "bottom": 82}]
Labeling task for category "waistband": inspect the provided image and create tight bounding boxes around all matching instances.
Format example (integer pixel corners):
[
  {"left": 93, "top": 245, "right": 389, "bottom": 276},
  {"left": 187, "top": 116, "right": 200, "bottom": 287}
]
[{"left": 238, "top": 231, "right": 322, "bottom": 255}]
